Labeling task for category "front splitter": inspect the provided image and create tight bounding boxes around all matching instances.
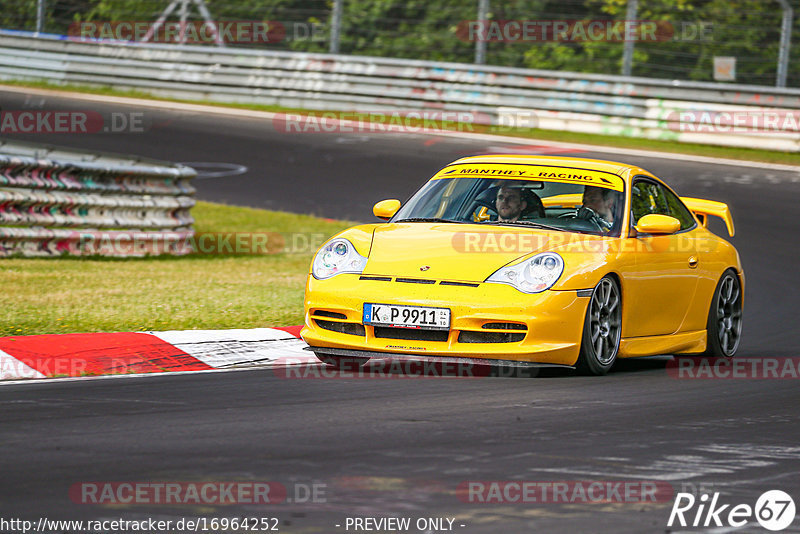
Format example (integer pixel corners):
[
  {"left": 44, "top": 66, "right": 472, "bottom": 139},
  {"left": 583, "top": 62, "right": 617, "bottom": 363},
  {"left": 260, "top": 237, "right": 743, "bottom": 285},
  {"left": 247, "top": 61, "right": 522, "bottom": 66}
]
[{"left": 305, "top": 346, "right": 575, "bottom": 370}]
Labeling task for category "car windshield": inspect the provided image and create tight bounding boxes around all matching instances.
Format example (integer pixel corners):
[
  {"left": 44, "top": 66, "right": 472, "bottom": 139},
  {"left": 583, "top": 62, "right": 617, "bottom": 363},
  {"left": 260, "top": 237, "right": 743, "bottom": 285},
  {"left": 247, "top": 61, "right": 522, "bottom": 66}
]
[{"left": 392, "top": 177, "right": 624, "bottom": 236}]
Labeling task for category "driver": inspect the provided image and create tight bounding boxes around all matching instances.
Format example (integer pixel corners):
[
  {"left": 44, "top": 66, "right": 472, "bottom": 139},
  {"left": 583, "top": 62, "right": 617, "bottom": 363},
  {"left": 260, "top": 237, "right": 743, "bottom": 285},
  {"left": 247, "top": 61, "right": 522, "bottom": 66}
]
[
  {"left": 495, "top": 186, "right": 527, "bottom": 222},
  {"left": 578, "top": 186, "right": 616, "bottom": 231}
]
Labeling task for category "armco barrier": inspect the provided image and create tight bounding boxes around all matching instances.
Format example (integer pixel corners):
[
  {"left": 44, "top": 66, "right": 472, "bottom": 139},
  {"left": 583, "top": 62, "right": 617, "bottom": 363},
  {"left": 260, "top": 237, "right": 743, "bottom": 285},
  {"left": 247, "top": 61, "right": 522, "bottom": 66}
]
[
  {"left": 0, "top": 139, "right": 196, "bottom": 257},
  {"left": 1, "top": 31, "right": 800, "bottom": 150}
]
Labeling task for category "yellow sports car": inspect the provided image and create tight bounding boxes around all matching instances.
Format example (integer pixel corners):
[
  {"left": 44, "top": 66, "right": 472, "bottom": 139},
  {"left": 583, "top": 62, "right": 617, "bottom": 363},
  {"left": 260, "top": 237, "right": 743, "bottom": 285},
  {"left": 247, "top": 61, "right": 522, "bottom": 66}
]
[{"left": 300, "top": 155, "right": 743, "bottom": 375}]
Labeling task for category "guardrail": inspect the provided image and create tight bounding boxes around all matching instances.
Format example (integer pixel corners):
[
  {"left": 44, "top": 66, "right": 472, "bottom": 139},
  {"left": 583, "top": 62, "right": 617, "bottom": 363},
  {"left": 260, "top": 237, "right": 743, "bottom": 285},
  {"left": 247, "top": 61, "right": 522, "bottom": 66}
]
[
  {"left": 1, "top": 30, "right": 800, "bottom": 151},
  {"left": 0, "top": 139, "right": 196, "bottom": 257}
]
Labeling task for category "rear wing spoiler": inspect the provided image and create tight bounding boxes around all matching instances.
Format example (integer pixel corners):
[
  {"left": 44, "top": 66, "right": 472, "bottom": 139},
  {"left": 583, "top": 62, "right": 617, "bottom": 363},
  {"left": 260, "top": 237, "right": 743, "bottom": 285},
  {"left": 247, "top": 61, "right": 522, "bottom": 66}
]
[
  {"left": 541, "top": 194, "right": 735, "bottom": 237},
  {"left": 681, "top": 197, "right": 735, "bottom": 237}
]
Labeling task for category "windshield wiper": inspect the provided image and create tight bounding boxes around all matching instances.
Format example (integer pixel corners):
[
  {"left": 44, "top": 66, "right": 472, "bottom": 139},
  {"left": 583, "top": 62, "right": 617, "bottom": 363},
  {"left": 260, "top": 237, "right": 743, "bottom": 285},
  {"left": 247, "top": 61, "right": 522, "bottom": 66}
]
[
  {"left": 393, "top": 217, "right": 461, "bottom": 223},
  {"left": 485, "top": 220, "right": 569, "bottom": 232}
]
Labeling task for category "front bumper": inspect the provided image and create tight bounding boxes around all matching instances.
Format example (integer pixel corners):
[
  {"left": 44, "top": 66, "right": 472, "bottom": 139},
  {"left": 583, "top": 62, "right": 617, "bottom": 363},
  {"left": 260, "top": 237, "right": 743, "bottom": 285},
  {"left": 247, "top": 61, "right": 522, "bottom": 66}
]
[{"left": 300, "top": 274, "right": 590, "bottom": 367}]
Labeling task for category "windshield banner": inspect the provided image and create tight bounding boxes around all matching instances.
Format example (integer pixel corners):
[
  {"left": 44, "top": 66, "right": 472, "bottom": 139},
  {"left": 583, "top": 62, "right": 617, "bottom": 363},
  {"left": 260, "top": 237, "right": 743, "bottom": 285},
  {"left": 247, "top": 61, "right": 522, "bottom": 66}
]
[{"left": 434, "top": 164, "right": 625, "bottom": 191}]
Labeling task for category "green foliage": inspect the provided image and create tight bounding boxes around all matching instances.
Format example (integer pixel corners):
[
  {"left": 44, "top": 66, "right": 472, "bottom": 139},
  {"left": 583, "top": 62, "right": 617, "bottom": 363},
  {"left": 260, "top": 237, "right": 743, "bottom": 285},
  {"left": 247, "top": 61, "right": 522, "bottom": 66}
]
[{"left": 2, "top": 0, "right": 42, "bottom": 31}]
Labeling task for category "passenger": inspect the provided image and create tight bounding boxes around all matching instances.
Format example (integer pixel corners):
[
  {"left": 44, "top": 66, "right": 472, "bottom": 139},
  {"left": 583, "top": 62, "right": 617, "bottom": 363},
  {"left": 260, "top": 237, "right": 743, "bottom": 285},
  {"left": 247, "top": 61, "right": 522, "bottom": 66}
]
[{"left": 579, "top": 186, "right": 616, "bottom": 230}]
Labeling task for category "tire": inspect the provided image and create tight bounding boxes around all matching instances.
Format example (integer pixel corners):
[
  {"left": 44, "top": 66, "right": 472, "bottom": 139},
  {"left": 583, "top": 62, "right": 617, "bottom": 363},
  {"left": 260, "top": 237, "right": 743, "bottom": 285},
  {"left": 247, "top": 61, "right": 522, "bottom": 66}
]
[
  {"left": 315, "top": 353, "right": 369, "bottom": 371},
  {"left": 576, "top": 276, "right": 622, "bottom": 375},
  {"left": 703, "top": 269, "right": 743, "bottom": 358}
]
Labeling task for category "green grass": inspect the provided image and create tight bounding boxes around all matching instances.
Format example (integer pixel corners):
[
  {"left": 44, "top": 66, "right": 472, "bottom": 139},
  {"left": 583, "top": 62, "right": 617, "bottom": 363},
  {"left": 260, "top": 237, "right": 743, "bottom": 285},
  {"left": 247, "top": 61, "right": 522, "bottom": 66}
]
[
  {"left": 5, "top": 79, "right": 800, "bottom": 166},
  {"left": 0, "top": 201, "right": 354, "bottom": 336}
]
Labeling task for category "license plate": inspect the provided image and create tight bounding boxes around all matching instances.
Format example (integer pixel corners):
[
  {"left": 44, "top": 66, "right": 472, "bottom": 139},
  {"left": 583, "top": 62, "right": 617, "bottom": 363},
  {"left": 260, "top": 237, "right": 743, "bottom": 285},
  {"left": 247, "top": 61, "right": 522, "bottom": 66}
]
[{"left": 363, "top": 303, "right": 450, "bottom": 330}]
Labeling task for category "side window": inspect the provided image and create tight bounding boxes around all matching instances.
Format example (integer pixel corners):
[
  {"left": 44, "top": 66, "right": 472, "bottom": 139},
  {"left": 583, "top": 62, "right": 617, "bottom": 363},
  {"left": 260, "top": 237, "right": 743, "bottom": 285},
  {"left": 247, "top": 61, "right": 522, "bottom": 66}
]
[
  {"left": 631, "top": 181, "right": 667, "bottom": 224},
  {"left": 631, "top": 179, "right": 695, "bottom": 231},
  {"left": 661, "top": 187, "right": 696, "bottom": 230},
  {"left": 631, "top": 182, "right": 649, "bottom": 224}
]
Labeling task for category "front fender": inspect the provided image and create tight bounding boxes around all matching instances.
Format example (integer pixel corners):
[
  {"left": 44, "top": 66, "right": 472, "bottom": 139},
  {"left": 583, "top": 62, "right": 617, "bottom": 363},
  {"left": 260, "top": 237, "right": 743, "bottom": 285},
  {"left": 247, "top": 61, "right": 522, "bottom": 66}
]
[{"left": 549, "top": 238, "right": 626, "bottom": 291}]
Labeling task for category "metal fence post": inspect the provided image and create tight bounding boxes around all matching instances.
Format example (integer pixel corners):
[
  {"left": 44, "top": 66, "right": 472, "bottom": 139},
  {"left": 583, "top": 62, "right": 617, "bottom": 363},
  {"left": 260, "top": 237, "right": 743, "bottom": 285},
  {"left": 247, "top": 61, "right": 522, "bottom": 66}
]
[
  {"left": 475, "top": 0, "right": 489, "bottom": 64},
  {"left": 775, "top": 0, "right": 793, "bottom": 87},
  {"left": 36, "top": 0, "right": 45, "bottom": 33},
  {"left": 144, "top": 0, "right": 225, "bottom": 47},
  {"left": 621, "top": 0, "right": 637, "bottom": 76},
  {"left": 329, "top": 0, "right": 343, "bottom": 54}
]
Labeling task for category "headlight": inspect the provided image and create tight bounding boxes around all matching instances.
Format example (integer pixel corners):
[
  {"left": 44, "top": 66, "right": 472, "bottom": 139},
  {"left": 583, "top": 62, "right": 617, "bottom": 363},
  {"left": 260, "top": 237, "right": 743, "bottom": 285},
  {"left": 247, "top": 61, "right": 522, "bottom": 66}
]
[
  {"left": 312, "top": 238, "right": 368, "bottom": 279},
  {"left": 486, "top": 252, "right": 564, "bottom": 293}
]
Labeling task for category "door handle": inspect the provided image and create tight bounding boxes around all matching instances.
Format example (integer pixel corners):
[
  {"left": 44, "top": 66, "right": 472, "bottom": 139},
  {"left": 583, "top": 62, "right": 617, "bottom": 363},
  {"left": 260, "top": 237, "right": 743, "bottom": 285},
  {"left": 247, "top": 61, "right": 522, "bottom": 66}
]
[{"left": 688, "top": 256, "right": 699, "bottom": 268}]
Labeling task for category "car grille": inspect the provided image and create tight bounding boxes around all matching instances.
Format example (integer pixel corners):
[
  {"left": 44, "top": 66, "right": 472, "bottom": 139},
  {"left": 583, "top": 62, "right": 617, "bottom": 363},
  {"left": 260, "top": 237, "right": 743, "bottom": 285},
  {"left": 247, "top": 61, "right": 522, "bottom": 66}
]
[
  {"left": 458, "top": 331, "right": 526, "bottom": 343},
  {"left": 312, "top": 310, "right": 348, "bottom": 319},
  {"left": 439, "top": 281, "right": 480, "bottom": 287},
  {"left": 358, "top": 276, "right": 480, "bottom": 287},
  {"left": 313, "top": 311, "right": 528, "bottom": 345},
  {"left": 314, "top": 319, "right": 366, "bottom": 336},
  {"left": 373, "top": 327, "right": 449, "bottom": 342},
  {"left": 482, "top": 322, "right": 528, "bottom": 331}
]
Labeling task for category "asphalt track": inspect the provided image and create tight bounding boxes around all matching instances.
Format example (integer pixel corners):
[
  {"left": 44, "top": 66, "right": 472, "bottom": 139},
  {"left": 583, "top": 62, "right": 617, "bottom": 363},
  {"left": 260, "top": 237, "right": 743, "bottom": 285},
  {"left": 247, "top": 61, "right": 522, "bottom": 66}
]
[{"left": 1, "top": 89, "right": 799, "bottom": 533}]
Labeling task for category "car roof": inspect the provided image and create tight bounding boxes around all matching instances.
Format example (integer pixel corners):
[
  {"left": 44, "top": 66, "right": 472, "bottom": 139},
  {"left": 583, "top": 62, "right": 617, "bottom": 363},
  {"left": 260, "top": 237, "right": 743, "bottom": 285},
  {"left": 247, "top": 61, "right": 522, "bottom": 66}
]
[{"left": 447, "top": 155, "right": 651, "bottom": 183}]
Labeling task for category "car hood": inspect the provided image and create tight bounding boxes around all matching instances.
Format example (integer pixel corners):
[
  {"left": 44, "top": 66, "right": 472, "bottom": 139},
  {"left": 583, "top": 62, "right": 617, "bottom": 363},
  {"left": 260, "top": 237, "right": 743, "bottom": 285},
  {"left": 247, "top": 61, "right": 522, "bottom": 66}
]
[{"left": 361, "top": 223, "right": 554, "bottom": 282}]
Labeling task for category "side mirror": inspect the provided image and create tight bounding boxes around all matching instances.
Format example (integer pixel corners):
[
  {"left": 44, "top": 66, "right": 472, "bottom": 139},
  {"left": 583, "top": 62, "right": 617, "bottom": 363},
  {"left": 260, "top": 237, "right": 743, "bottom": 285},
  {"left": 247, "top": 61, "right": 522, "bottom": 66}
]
[
  {"left": 635, "top": 214, "right": 681, "bottom": 235},
  {"left": 373, "top": 199, "right": 401, "bottom": 220}
]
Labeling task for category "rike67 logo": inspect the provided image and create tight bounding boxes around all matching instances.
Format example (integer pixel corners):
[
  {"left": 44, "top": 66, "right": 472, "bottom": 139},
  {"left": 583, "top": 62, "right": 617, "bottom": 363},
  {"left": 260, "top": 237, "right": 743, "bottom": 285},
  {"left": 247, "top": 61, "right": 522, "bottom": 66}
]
[{"left": 668, "top": 490, "right": 796, "bottom": 531}]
